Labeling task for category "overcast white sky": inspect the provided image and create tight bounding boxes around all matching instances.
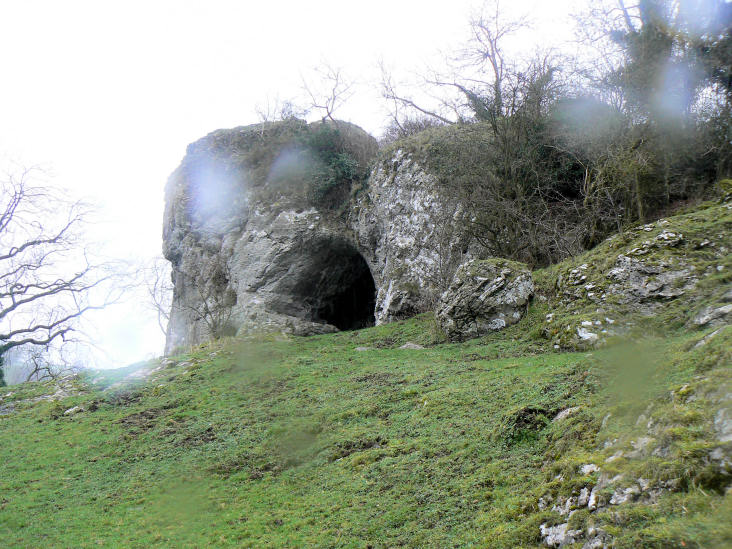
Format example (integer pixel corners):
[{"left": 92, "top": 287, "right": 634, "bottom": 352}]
[{"left": 0, "top": 0, "right": 577, "bottom": 368}]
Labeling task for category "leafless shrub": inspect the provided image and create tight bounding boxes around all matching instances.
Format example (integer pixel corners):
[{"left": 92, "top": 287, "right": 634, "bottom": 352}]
[
  {"left": 176, "top": 258, "right": 237, "bottom": 341},
  {"left": 302, "top": 63, "right": 355, "bottom": 123},
  {"left": 0, "top": 167, "right": 126, "bottom": 382}
]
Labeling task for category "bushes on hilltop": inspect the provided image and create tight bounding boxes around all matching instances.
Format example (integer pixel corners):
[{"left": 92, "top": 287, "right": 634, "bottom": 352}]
[{"left": 380, "top": 0, "right": 731, "bottom": 266}]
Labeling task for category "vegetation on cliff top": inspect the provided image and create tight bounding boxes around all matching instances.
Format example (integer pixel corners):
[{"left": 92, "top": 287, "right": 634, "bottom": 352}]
[
  {"left": 181, "top": 118, "right": 377, "bottom": 215},
  {"left": 375, "top": 0, "right": 731, "bottom": 267}
]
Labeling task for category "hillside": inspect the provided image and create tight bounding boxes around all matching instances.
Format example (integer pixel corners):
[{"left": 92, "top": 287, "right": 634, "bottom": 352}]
[{"left": 0, "top": 200, "right": 730, "bottom": 548}]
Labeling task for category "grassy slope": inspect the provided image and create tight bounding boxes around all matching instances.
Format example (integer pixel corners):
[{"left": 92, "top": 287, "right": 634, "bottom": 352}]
[{"left": 0, "top": 202, "right": 730, "bottom": 548}]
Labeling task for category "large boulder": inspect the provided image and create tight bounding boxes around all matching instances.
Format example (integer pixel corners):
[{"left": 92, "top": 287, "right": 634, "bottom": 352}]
[
  {"left": 351, "top": 148, "right": 476, "bottom": 323},
  {"left": 162, "top": 120, "right": 379, "bottom": 353},
  {"left": 163, "top": 121, "right": 492, "bottom": 353},
  {"left": 437, "top": 259, "right": 534, "bottom": 341}
]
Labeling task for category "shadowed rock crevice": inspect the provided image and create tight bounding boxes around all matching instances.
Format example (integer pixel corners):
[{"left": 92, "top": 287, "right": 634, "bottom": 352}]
[{"left": 287, "top": 240, "right": 376, "bottom": 331}]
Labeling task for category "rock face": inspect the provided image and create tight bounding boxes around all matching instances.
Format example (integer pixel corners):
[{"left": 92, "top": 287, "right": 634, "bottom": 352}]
[
  {"left": 163, "top": 120, "right": 379, "bottom": 352},
  {"left": 545, "top": 204, "right": 732, "bottom": 350},
  {"left": 351, "top": 149, "right": 475, "bottom": 323},
  {"left": 163, "top": 121, "right": 478, "bottom": 352},
  {"left": 436, "top": 259, "right": 534, "bottom": 342}
]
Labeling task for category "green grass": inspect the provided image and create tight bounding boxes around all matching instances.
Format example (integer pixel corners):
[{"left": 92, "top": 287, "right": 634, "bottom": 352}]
[
  {"left": 0, "top": 201, "right": 730, "bottom": 548},
  {"left": 0, "top": 319, "right": 729, "bottom": 547}
]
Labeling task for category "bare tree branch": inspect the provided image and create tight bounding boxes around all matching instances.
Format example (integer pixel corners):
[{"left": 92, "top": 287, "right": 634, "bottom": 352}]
[
  {"left": 0, "top": 167, "right": 124, "bottom": 382},
  {"left": 302, "top": 62, "right": 355, "bottom": 123},
  {"left": 141, "top": 256, "right": 173, "bottom": 337}
]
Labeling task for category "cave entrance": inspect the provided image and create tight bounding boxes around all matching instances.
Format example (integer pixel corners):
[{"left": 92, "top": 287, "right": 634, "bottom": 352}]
[{"left": 291, "top": 240, "right": 376, "bottom": 331}]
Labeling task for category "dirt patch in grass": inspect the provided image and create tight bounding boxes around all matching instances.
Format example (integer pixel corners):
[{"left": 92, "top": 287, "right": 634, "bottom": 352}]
[
  {"left": 179, "top": 426, "right": 217, "bottom": 447},
  {"left": 209, "top": 450, "right": 284, "bottom": 479},
  {"left": 105, "top": 389, "right": 144, "bottom": 407},
  {"left": 330, "top": 436, "right": 388, "bottom": 461},
  {"left": 116, "top": 408, "right": 165, "bottom": 433}
]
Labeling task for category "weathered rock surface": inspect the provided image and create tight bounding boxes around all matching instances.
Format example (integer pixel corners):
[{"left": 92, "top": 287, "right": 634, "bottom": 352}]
[
  {"left": 694, "top": 304, "right": 732, "bottom": 327},
  {"left": 545, "top": 202, "right": 731, "bottom": 349},
  {"left": 351, "top": 149, "right": 476, "bottom": 323},
  {"left": 540, "top": 522, "right": 583, "bottom": 547},
  {"left": 163, "top": 120, "right": 380, "bottom": 352},
  {"left": 436, "top": 259, "right": 534, "bottom": 341},
  {"left": 163, "top": 122, "right": 479, "bottom": 352}
]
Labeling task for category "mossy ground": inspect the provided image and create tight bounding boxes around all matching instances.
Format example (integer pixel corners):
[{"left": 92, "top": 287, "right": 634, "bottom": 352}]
[
  {"left": 0, "top": 203, "right": 730, "bottom": 548},
  {"left": 534, "top": 199, "right": 732, "bottom": 349}
]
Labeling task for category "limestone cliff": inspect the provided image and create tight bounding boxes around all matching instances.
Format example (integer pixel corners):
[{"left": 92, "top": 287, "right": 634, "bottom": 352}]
[
  {"left": 351, "top": 148, "right": 477, "bottom": 324},
  {"left": 163, "top": 120, "right": 478, "bottom": 352}
]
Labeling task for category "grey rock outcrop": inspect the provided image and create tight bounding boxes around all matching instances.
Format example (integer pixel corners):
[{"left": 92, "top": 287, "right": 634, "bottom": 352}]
[
  {"left": 693, "top": 304, "right": 732, "bottom": 327},
  {"left": 351, "top": 149, "right": 475, "bottom": 323},
  {"left": 163, "top": 120, "right": 380, "bottom": 352},
  {"left": 436, "top": 259, "right": 534, "bottom": 341},
  {"left": 540, "top": 522, "right": 584, "bottom": 547},
  {"left": 163, "top": 122, "right": 479, "bottom": 352}
]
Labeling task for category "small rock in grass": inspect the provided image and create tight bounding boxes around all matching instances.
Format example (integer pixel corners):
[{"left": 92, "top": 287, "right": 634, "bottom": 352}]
[
  {"left": 580, "top": 463, "right": 599, "bottom": 475},
  {"left": 588, "top": 486, "right": 601, "bottom": 510},
  {"left": 553, "top": 407, "right": 580, "bottom": 422},
  {"left": 577, "top": 327, "right": 599, "bottom": 342},
  {"left": 610, "top": 484, "right": 641, "bottom": 505},
  {"left": 714, "top": 408, "right": 732, "bottom": 443},
  {"left": 578, "top": 487, "right": 591, "bottom": 507},
  {"left": 540, "top": 522, "right": 582, "bottom": 548},
  {"left": 63, "top": 405, "right": 84, "bottom": 416},
  {"left": 399, "top": 342, "right": 425, "bottom": 350}
]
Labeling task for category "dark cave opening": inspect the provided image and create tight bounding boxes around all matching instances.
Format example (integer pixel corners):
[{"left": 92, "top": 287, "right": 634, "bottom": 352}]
[
  {"left": 314, "top": 254, "right": 376, "bottom": 330},
  {"left": 291, "top": 241, "right": 376, "bottom": 331}
]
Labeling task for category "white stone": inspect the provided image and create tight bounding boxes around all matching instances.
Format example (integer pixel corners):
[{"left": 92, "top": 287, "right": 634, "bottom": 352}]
[
  {"left": 715, "top": 408, "right": 732, "bottom": 442},
  {"left": 577, "top": 327, "right": 599, "bottom": 342},
  {"left": 540, "top": 522, "right": 583, "bottom": 547},
  {"left": 580, "top": 463, "right": 599, "bottom": 475},
  {"left": 554, "top": 407, "right": 580, "bottom": 422},
  {"left": 63, "top": 405, "right": 84, "bottom": 416},
  {"left": 578, "top": 487, "right": 590, "bottom": 507}
]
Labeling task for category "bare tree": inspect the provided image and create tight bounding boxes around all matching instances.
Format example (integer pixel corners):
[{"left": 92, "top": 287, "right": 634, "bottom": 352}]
[
  {"left": 22, "top": 342, "right": 84, "bottom": 383},
  {"left": 174, "top": 258, "right": 237, "bottom": 341},
  {"left": 302, "top": 63, "right": 355, "bottom": 123},
  {"left": 460, "top": 0, "right": 530, "bottom": 116},
  {"left": 0, "top": 167, "right": 121, "bottom": 383},
  {"left": 142, "top": 256, "right": 173, "bottom": 337},
  {"left": 379, "top": 60, "right": 458, "bottom": 129},
  {"left": 377, "top": 1, "right": 536, "bottom": 132},
  {"left": 254, "top": 94, "right": 309, "bottom": 136}
]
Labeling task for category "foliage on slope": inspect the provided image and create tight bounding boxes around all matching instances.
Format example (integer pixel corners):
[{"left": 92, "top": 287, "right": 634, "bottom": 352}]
[
  {"left": 535, "top": 198, "right": 732, "bottom": 350},
  {"left": 0, "top": 201, "right": 730, "bottom": 548}
]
